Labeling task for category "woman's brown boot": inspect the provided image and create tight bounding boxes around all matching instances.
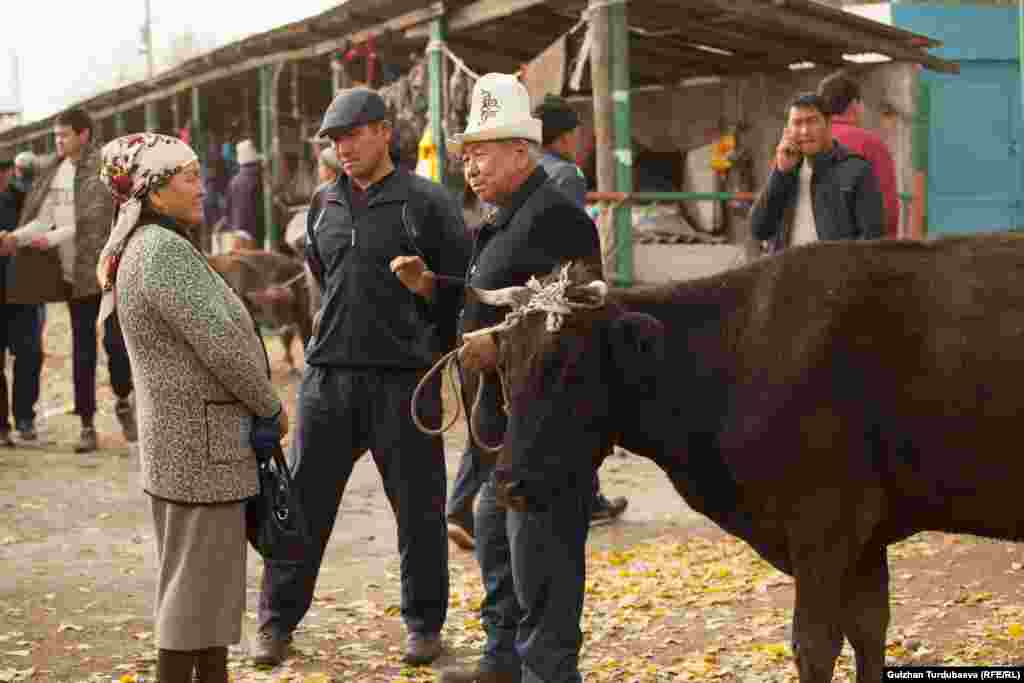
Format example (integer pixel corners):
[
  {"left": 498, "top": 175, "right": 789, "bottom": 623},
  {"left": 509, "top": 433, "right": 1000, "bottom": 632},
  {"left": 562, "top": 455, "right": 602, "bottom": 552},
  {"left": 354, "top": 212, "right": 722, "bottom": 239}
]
[
  {"left": 195, "top": 646, "right": 229, "bottom": 683},
  {"left": 157, "top": 648, "right": 196, "bottom": 683}
]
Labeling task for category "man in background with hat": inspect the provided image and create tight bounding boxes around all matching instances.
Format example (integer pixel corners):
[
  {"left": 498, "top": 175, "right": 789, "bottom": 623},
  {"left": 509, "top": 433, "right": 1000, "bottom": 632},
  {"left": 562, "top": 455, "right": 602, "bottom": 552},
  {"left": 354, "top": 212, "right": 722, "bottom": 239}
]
[
  {"left": 225, "top": 138, "right": 266, "bottom": 248},
  {"left": 253, "top": 87, "right": 470, "bottom": 667},
  {"left": 532, "top": 94, "right": 588, "bottom": 207},
  {"left": 0, "top": 149, "right": 43, "bottom": 447},
  {"left": 439, "top": 73, "right": 601, "bottom": 683}
]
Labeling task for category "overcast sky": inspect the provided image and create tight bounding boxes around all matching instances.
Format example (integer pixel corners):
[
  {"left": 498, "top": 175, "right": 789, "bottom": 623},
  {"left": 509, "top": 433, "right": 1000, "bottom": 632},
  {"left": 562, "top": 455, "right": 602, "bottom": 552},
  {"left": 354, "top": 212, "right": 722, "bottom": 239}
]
[{"left": 2, "top": 0, "right": 341, "bottom": 122}]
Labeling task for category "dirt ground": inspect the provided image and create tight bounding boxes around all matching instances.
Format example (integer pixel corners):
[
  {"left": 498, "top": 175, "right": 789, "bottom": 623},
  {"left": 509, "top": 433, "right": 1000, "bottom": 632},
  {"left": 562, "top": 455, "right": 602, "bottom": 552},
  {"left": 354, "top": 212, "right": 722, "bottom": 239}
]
[{"left": 2, "top": 304, "right": 1024, "bottom": 682}]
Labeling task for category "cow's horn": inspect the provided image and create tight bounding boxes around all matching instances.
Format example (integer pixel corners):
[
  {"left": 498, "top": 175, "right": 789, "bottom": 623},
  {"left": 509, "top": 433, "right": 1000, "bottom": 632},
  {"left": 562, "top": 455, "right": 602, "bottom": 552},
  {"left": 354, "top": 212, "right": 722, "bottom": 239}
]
[
  {"left": 578, "top": 280, "right": 608, "bottom": 304},
  {"left": 471, "top": 286, "right": 533, "bottom": 308}
]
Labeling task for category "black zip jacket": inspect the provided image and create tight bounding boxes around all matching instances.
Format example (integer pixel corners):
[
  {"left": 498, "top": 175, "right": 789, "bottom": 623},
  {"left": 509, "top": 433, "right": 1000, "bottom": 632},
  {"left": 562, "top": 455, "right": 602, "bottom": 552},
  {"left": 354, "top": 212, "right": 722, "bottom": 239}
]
[
  {"left": 750, "top": 141, "right": 885, "bottom": 252},
  {"left": 304, "top": 169, "right": 471, "bottom": 369},
  {"left": 459, "top": 167, "right": 602, "bottom": 337},
  {"left": 459, "top": 167, "right": 602, "bottom": 484}
]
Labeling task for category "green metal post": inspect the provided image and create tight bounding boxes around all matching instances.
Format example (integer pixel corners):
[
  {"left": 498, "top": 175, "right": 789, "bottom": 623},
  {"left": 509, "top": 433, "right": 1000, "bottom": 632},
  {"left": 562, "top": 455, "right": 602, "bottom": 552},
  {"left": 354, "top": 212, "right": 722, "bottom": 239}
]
[
  {"left": 913, "top": 80, "right": 931, "bottom": 237},
  {"left": 260, "top": 64, "right": 277, "bottom": 249},
  {"left": 429, "top": 16, "right": 447, "bottom": 185},
  {"left": 144, "top": 101, "right": 159, "bottom": 132},
  {"left": 191, "top": 86, "right": 206, "bottom": 169},
  {"left": 610, "top": 0, "right": 633, "bottom": 285}
]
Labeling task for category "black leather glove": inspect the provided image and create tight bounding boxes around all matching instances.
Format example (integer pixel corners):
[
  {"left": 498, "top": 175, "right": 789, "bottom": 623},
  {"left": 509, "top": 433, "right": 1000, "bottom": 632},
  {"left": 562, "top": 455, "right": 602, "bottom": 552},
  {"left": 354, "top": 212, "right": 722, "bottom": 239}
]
[{"left": 251, "top": 408, "right": 283, "bottom": 454}]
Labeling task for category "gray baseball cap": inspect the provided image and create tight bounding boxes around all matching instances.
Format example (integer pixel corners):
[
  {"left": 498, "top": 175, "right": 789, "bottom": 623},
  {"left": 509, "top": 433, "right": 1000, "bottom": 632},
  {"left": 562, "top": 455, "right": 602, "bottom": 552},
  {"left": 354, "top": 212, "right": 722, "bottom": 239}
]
[{"left": 317, "top": 87, "right": 389, "bottom": 139}]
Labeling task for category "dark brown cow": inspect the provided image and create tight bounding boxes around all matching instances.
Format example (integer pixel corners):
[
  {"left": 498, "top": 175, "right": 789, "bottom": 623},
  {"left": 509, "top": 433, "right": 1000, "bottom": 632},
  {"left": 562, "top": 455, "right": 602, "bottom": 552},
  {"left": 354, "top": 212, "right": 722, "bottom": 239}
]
[
  {"left": 208, "top": 249, "right": 314, "bottom": 373},
  {"left": 469, "top": 234, "right": 1024, "bottom": 683}
]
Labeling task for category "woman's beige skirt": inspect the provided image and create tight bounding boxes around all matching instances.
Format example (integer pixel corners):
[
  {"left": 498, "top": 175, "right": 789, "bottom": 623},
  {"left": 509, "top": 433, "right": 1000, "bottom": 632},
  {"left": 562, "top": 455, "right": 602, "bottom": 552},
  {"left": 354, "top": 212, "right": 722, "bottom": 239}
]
[{"left": 150, "top": 496, "right": 247, "bottom": 650}]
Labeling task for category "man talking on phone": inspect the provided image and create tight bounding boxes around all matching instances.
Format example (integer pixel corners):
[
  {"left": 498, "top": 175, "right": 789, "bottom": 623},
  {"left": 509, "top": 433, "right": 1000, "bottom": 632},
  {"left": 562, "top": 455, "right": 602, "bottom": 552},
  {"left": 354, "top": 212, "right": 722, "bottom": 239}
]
[{"left": 751, "top": 92, "right": 884, "bottom": 253}]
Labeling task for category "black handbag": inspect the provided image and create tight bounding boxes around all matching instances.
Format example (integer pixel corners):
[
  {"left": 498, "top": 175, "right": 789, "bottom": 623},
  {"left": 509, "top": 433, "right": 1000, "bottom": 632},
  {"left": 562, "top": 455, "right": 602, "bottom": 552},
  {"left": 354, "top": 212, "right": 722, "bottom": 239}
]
[
  {"left": 242, "top": 317, "right": 313, "bottom": 561},
  {"left": 246, "top": 441, "right": 313, "bottom": 561}
]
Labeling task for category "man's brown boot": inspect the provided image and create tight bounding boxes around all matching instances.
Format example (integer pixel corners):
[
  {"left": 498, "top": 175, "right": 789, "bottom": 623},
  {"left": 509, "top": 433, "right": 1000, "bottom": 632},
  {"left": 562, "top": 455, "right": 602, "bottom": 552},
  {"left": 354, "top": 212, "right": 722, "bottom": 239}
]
[
  {"left": 405, "top": 632, "right": 443, "bottom": 665},
  {"left": 250, "top": 630, "right": 291, "bottom": 666},
  {"left": 73, "top": 426, "right": 98, "bottom": 453},
  {"left": 438, "top": 666, "right": 521, "bottom": 683}
]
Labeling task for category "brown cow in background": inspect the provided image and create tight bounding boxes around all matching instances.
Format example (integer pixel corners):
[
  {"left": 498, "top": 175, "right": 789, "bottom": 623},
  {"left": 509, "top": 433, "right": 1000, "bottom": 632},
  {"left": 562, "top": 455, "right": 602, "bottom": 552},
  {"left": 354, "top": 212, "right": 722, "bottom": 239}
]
[{"left": 208, "top": 249, "right": 314, "bottom": 374}]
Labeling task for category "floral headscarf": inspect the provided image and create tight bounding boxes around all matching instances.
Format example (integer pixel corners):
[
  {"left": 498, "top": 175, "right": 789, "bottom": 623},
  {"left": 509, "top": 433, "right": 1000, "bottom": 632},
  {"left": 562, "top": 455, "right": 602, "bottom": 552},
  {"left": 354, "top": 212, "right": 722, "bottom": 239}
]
[{"left": 97, "top": 133, "right": 198, "bottom": 321}]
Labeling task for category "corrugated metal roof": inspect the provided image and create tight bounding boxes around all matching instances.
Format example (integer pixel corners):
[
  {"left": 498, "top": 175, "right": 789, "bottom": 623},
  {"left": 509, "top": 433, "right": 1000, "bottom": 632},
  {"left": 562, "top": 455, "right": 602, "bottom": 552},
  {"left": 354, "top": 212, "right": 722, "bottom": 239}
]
[{"left": 0, "top": 0, "right": 956, "bottom": 147}]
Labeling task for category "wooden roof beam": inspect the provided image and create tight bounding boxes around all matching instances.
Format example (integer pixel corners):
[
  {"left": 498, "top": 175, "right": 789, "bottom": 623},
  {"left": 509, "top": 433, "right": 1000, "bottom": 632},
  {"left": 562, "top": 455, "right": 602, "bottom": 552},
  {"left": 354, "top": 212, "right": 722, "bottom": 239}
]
[
  {"left": 697, "top": 0, "right": 958, "bottom": 73},
  {"left": 406, "top": 0, "right": 551, "bottom": 38}
]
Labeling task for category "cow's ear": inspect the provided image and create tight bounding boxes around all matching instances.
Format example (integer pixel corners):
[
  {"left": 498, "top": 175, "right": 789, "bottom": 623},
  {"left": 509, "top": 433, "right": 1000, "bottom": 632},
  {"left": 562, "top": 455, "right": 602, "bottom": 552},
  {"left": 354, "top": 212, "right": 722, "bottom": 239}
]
[{"left": 608, "top": 312, "right": 665, "bottom": 399}]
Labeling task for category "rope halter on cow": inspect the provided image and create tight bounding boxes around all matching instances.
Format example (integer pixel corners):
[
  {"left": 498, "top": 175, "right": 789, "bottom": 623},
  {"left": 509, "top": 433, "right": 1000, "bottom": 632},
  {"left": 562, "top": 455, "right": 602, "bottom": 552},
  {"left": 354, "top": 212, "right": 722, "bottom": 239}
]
[{"left": 411, "top": 264, "right": 609, "bottom": 453}]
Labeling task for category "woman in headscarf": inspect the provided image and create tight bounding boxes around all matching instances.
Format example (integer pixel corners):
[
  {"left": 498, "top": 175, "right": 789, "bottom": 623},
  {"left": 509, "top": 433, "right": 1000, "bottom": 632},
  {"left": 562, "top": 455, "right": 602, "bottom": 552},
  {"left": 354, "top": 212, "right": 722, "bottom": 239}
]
[{"left": 97, "top": 134, "right": 288, "bottom": 682}]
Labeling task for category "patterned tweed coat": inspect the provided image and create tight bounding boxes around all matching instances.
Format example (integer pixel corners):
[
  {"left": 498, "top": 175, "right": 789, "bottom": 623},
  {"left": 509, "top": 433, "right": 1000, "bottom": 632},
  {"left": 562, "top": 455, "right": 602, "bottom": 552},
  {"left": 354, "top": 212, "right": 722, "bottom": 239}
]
[{"left": 116, "top": 222, "right": 282, "bottom": 504}]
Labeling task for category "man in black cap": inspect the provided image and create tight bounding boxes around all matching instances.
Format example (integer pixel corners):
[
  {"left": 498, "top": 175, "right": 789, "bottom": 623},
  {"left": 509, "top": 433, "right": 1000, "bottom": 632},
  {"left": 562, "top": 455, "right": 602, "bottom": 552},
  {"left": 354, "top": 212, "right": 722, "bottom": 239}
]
[{"left": 252, "top": 87, "right": 471, "bottom": 666}]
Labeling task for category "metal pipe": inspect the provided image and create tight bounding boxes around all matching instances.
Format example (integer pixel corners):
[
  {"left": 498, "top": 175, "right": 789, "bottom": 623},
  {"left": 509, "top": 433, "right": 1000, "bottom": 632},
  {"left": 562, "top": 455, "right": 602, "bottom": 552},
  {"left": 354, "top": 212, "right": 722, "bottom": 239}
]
[
  {"left": 912, "top": 80, "right": 930, "bottom": 238},
  {"left": 428, "top": 17, "right": 448, "bottom": 184},
  {"left": 144, "top": 101, "right": 158, "bottom": 133},
  {"left": 586, "top": 190, "right": 913, "bottom": 203},
  {"left": 260, "top": 64, "right": 277, "bottom": 249},
  {"left": 587, "top": 191, "right": 755, "bottom": 203},
  {"left": 190, "top": 86, "right": 205, "bottom": 169},
  {"left": 610, "top": 0, "right": 633, "bottom": 286}
]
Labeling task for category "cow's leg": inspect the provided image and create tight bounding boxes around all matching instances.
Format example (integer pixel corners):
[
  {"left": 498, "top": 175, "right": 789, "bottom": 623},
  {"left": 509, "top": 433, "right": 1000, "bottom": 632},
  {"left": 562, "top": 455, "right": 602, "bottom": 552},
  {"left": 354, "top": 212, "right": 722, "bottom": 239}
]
[
  {"left": 791, "top": 562, "right": 845, "bottom": 682},
  {"left": 788, "top": 493, "right": 850, "bottom": 683},
  {"left": 841, "top": 542, "right": 889, "bottom": 683}
]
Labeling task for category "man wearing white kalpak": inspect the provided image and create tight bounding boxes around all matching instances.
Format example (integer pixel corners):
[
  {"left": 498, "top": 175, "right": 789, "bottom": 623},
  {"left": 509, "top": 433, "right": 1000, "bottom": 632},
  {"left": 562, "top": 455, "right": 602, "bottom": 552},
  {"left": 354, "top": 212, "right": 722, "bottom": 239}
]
[{"left": 438, "top": 73, "right": 602, "bottom": 683}]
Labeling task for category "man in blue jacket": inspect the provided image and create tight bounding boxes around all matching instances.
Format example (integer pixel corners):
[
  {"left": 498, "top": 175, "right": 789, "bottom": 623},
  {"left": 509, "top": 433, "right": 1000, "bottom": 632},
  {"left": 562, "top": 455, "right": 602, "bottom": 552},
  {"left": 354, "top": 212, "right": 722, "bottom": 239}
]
[{"left": 253, "top": 88, "right": 471, "bottom": 667}]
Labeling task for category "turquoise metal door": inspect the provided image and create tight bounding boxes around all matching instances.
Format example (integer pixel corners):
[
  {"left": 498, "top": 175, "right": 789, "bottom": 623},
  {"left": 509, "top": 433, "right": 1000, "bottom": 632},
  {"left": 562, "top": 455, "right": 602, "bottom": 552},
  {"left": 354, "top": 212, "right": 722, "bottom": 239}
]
[{"left": 926, "top": 62, "right": 1022, "bottom": 235}]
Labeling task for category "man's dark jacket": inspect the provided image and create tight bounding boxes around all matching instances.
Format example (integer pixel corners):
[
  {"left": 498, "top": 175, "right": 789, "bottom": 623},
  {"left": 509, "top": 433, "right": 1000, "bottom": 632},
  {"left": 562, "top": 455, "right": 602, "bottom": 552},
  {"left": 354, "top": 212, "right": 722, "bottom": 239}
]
[
  {"left": 0, "top": 183, "right": 24, "bottom": 305},
  {"left": 460, "top": 166, "right": 602, "bottom": 487},
  {"left": 6, "top": 145, "right": 115, "bottom": 303},
  {"left": 538, "top": 151, "right": 587, "bottom": 208},
  {"left": 750, "top": 141, "right": 885, "bottom": 252},
  {"left": 304, "top": 169, "right": 470, "bottom": 370}
]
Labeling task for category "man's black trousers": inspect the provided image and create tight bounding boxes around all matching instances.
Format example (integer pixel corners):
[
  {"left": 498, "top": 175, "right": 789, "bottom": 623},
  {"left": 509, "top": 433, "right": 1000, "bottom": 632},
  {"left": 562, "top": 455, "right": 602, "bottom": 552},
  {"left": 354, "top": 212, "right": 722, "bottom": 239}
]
[
  {"left": 67, "top": 293, "right": 133, "bottom": 420},
  {"left": 258, "top": 365, "right": 449, "bottom": 637}
]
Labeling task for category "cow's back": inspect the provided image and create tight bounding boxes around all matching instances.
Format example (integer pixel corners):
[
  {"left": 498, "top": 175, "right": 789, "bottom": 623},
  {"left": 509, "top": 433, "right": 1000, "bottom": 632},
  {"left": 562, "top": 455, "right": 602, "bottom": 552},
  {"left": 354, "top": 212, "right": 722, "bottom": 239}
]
[{"left": 704, "top": 234, "right": 1024, "bottom": 541}]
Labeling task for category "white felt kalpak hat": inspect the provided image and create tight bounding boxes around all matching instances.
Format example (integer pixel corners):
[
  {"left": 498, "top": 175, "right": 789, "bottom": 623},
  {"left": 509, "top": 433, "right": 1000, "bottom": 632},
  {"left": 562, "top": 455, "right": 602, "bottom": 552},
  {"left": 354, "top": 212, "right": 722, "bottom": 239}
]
[
  {"left": 449, "top": 73, "right": 542, "bottom": 154},
  {"left": 236, "top": 139, "right": 263, "bottom": 165}
]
